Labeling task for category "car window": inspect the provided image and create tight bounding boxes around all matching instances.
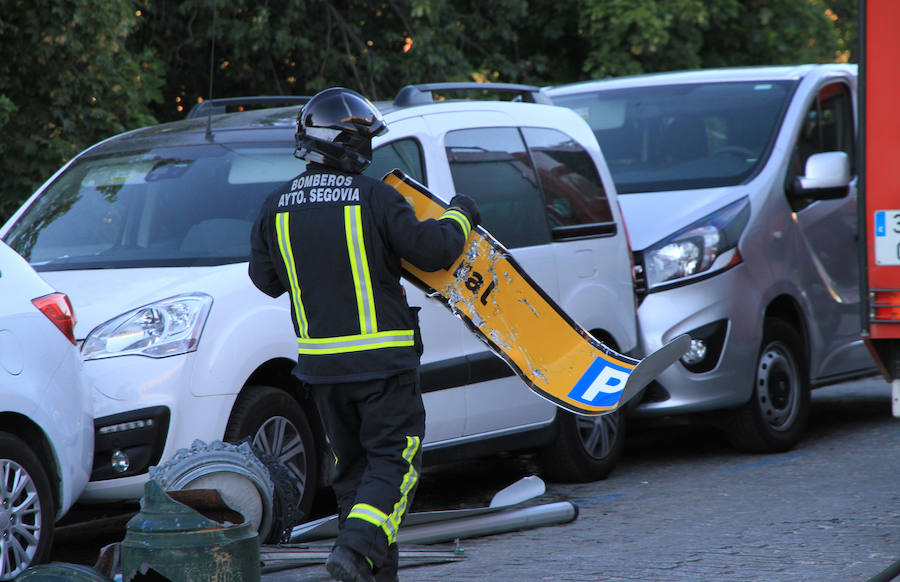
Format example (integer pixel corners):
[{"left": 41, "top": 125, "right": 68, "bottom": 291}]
[
  {"left": 521, "top": 127, "right": 614, "bottom": 237},
  {"left": 366, "top": 138, "right": 426, "bottom": 184},
  {"left": 445, "top": 127, "right": 550, "bottom": 249},
  {"left": 793, "top": 81, "right": 856, "bottom": 175},
  {"left": 551, "top": 80, "right": 796, "bottom": 193},
  {"left": 4, "top": 144, "right": 303, "bottom": 270}
]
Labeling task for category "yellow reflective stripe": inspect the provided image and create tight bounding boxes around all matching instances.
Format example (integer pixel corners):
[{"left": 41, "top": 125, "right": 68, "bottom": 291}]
[
  {"left": 275, "top": 212, "right": 308, "bottom": 337},
  {"left": 348, "top": 503, "right": 395, "bottom": 540},
  {"left": 385, "top": 436, "right": 421, "bottom": 544},
  {"left": 344, "top": 437, "right": 420, "bottom": 545},
  {"left": 345, "top": 205, "right": 377, "bottom": 334},
  {"left": 440, "top": 209, "right": 471, "bottom": 240},
  {"left": 297, "top": 330, "right": 414, "bottom": 355}
]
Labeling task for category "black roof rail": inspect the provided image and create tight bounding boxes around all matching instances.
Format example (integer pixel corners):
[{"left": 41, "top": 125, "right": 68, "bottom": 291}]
[
  {"left": 393, "top": 82, "right": 552, "bottom": 107},
  {"left": 186, "top": 96, "right": 311, "bottom": 119}
]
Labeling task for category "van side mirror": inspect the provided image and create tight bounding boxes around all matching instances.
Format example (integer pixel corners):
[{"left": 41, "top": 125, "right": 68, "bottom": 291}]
[{"left": 790, "top": 151, "right": 851, "bottom": 201}]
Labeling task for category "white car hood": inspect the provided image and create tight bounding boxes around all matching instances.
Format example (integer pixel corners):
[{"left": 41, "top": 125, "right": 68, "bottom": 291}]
[
  {"left": 40, "top": 264, "right": 248, "bottom": 339},
  {"left": 617, "top": 186, "right": 747, "bottom": 251}
]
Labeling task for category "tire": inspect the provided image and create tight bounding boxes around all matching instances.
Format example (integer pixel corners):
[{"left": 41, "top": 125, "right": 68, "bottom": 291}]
[
  {"left": 252, "top": 448, "right": 303, "bottom": 544},
  {"left": 224, "top": 386, "right": 318, "bottom": 534},
  {"left": 537, "top": 409, "right": 626, "bottom": 483},
  {"left": 0, "top": 432, "right": 56, "bottom": 580},
  {"left": 149, "top": 439, "right": 275, "bottom": 540},
  {"left": 728, "top": 318, "right": 810, "bottom": 453}
]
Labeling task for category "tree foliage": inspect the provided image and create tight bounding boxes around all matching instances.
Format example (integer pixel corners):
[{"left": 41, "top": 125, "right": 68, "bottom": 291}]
[
  {"left": 0, "top": 0, "right": 857, "bottom": 224},
  {"left": 578, "top": 0, "right": 851, "bottom": 79},
  {"left": 131, "top": 0, "right": 586, "bottom": 121},
  {"left": 0, "top": 0, "right": 163, "bottom": 221},
  {"left": 132, "top": 0, "right": 857, "bottom": 124}
]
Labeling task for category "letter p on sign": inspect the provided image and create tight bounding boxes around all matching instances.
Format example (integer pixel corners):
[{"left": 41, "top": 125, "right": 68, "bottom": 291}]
[{"left": 568, "top": 359, "right": 632, "bottom": 408}]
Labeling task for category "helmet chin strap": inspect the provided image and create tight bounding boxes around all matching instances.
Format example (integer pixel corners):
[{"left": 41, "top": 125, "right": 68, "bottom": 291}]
[
  {"left": 294, "top": 146, "right": 326, "bottom": 165},
  {"left": 294, "top": 132, "right": 372, "bottom": 173}
]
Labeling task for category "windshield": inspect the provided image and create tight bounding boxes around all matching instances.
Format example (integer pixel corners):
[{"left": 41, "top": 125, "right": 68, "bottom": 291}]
[
  {"left": 4, "top": 143, "right": 305, "bottom": 271},
  {"left": 551, "top": 80, "right": 796, "bottom": 193}
]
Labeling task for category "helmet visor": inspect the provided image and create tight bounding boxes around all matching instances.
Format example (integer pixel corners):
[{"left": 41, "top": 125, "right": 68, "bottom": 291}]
[{"left": 300, "top": 89, "right": 387, "bottom": 138}]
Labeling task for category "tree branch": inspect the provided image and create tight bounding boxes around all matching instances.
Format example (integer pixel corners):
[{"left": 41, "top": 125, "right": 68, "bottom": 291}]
[{"left": 324, "top": 2, "right": 373, "bottom": 94}]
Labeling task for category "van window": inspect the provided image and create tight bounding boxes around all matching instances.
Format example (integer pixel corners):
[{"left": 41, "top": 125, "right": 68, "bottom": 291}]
[
  {"left": 521, "top": 127, "right": 614, "bottom": 238},
  {"left": 367, "top": 138, "right": 426, "bottom": 184},
  {"left": 793, "top": 82, "right": 856, "bottom": 175},
  {"left": 551, "top": 80, "right": 795, "bottom": 193},
  {"left": 445, "top": 127, "right": 550, "bottom": 248}
]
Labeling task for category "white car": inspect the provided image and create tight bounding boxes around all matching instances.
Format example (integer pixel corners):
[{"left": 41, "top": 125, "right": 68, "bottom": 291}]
[
  {"left": 0, "top": 242, "right": 94, "bottom": 579},
  {"left": 0, "top": 83, "right": 638, "bottom": 535}
]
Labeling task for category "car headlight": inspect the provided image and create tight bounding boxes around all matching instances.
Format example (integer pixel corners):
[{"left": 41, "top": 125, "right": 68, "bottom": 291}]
[
  {"left": 82, "top": 293, "right": 212, "bottom": 360},
  {"left": 643, "top": 197, "right": 750, "bottom": 291}
]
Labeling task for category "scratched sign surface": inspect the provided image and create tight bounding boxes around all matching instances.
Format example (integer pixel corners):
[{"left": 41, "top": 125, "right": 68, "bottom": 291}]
[{"left": 386, "top": 169, "right": 643, "bottom": 416}]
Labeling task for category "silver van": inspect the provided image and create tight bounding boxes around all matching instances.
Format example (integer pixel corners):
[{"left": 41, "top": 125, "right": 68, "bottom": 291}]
[{"left": 546, "top": 65, "right": 877, "bottom": 452}]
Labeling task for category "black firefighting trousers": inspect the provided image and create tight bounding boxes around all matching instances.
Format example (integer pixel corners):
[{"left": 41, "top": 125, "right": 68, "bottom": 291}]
[{"left": 311, "top": 370, "right": 425, "bottom": 578}]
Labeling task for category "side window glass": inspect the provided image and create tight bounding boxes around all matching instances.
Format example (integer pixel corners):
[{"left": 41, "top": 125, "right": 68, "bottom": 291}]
[
  {"left": 793, "top": 82, "right": 855, "bottom": 175},
  {"left": 521, "top": 127, "right": 614, "bottom": 235},
  {"left": 367, "top": 138, "right": 426, "bottom": 184},
  {"left": 819, "top": 83, "right": 855, "bottom": 172},
  {"left": 795, "top": 104, "right": 821, "bottom": 172},
  {"left": 445, "top": 127, "right": 550, "bottom": 248}
]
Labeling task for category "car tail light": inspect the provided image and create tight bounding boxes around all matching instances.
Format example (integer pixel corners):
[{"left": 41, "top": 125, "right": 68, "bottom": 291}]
[{"left": 32, "top": 292, "right": 77, "bottom": 345}]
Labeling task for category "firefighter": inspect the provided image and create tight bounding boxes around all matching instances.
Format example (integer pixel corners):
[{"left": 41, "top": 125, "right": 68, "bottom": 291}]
[{"left": 249, "top": 87, "right": 479, "bottom": 582}]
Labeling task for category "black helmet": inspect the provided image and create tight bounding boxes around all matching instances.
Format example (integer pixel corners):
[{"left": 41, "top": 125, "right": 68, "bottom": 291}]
[{"left": 294, "top": 87, "right": 388, "bottom": 173}]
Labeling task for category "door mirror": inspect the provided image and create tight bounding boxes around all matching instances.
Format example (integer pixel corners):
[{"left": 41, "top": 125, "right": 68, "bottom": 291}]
[{"left": 791, "top": 151, "right": 851, "bottom": 200}]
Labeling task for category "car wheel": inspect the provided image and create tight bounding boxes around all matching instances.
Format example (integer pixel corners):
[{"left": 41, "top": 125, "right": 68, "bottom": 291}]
[
  {"left": 537, "top": 409, "right": 626, "bottom": 483},
  {"left": 224, "top": 385, "right": 318, "bottom": 534},
  {"left": 728, "top": 318, "right": 809, "bottom": 453},
  {"left": 0, "top": 432, "right": 55, "bottom": 580}
]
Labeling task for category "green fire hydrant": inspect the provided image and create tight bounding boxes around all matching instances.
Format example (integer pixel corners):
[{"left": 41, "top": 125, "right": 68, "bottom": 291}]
[{"left": 120, "top": 480, "right": 261, "bottom": 582}]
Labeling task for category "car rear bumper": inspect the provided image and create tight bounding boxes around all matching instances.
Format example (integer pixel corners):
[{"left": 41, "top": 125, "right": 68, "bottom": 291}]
[{"left": 47, "top": 345, "right": 94, "bottom": 516}]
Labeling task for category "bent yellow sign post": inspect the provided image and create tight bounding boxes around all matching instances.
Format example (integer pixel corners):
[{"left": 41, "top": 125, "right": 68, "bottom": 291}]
[{"left": 386, "top": 170, "right": 689, "bottom": 416}]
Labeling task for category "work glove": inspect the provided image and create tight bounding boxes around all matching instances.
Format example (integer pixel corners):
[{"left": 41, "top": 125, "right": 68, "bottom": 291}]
[{"left": 449, "top": 194, "right": 482, "bottom": 229}]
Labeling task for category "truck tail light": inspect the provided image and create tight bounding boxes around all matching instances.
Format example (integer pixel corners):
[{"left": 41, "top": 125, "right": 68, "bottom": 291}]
[{"left": 870, "top": 290, "right": 900, "bottom": 322}]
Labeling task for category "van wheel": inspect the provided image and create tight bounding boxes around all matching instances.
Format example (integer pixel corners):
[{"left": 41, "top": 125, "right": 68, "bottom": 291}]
[
  {"left": 0, "top": 432, "right": 55, "bottom": 579},
  {"left": 537, "top": 409, "right": 626, "bottom": 482},
  {"left": 728, "top": 318, "right": 809, "bottom": 453},
  {"left": 225, "top": 386, "right": 318, "bottom": 535}
]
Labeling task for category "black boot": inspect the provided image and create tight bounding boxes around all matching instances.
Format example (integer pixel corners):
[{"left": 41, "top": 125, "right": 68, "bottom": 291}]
[
  {"left": 326, "top": 545, "right": 376, "bottom": 582},
  {"left": 373, "top": 565, "right": 399, "bottom": 582},
  {"left": 373, "top": 543, "right": 399, "bottom": 582}
]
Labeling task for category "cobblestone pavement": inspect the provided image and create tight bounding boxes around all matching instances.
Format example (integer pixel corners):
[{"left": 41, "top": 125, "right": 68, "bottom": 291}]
[{"left": 262, "top": 378, "right": 899, "bottom": 582}]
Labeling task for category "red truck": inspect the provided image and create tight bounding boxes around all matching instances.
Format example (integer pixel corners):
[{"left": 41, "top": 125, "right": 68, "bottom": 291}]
[{"left": 859, "top": 0, "right": 900, "bottom": 417}]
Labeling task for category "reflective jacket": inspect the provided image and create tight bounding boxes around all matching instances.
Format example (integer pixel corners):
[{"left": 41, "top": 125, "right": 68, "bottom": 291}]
[{"left": 249, "top": 164, "right": 470, "bottom": 383}]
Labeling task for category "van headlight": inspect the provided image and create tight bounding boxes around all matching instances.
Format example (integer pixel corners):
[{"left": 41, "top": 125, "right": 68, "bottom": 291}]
[
  {"left": 82, "top": 293, "right": 212, "bottom": 360},
  {"left": 643, "top": 197, "right": 750, "bottom": 291}
]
